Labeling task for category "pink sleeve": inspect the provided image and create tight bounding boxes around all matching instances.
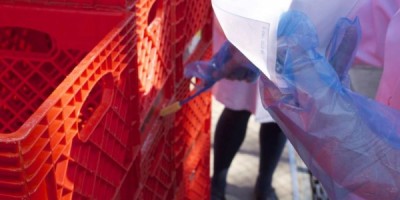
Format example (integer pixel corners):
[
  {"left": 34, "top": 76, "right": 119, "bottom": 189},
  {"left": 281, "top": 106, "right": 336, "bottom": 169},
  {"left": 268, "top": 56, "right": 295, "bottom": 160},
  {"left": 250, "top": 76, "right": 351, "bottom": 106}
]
[
  {"left": 352, "top": 0, "right": 400, "bottom": 107},
  {"left": 212, "top": 14, "right": 227, "bottom": 54},
  {"left": 375, "top": 9, "right": 400, "bottom": 108},
  {"left": 353, "top": 0, "right": 400, "bottom": 67}
]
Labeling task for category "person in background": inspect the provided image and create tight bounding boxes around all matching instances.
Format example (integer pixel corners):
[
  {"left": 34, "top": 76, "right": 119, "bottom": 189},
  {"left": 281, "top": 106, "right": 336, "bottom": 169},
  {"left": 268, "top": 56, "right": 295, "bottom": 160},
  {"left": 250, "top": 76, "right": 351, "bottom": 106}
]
[
  {"left": 210, "top": 17, "right": 286, "bottom": 200},
  {"left": 183, "top": 17, "right": 287, "bottom": 200}
]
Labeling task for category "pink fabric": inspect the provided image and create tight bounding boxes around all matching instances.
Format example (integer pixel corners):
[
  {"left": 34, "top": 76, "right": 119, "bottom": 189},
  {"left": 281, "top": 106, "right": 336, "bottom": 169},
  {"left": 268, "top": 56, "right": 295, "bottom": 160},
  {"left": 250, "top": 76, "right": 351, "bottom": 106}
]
[
  {"left": 352, "top": 0, "right": 400, "bottom": 108},
  {"left": 376, "top": 10, "right": 400, "bottom": 108},
  {"left": 211, "top": 15, "right": 274, "bottom": 122},
  {"left": 212, "top": 15, "right": 226, "bottom": 53}
]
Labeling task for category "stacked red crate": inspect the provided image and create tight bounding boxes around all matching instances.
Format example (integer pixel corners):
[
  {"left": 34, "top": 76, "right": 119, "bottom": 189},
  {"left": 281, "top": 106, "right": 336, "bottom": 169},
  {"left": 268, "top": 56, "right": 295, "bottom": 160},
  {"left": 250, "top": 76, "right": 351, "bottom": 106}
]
[
  {"left": 0, "top": 5, "right": 137, "bottom": 199},
  {"left": 0, "top": 0, "right": 213, "bottom": 199}
]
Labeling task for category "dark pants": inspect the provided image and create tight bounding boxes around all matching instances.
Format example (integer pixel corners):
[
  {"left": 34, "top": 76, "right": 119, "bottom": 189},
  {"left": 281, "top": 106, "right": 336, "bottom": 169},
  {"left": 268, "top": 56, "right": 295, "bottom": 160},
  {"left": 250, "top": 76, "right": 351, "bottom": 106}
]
[{"left": 211, "top": 108, "right": 287, "bottom": 198}]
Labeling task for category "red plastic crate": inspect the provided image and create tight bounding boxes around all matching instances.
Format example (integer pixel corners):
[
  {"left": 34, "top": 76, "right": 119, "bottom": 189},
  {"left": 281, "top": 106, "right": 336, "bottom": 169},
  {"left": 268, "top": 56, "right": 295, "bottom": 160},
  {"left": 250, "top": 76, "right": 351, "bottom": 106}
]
[
  {"left": 173, "top": 132, "right": 210, "bottom": 200},
  {"left": 0, "top": 0, "right": 213, "bottom": 199},
  {"left": 135, "top": 123, "right": 175, "bottom": 200},
  {"left": 135, "top": 0, "right": 213, "bottom": 159},
  {"left": 115, "top": 13, "right": 213, "bottom": 200},
  {"left": 67, "top": 69, "right": 139, "bottom": 200},
  {"left": 0, "top": 0, "right": 134, "bottom": 10},
  {"left": 169, "top": 41, "right": 213, "bottom": 168},
  {"left": 138, "top": 67, "right": 175, "bottom": 138},
  {"left": 185, "top": 152, "right": 210, "bottom": 200},
  {"left": 134, "top": 0, "right": 177, "bottom": 126},
  {"left": 0, "top": 5, "right": 137, "bottom": 199},
  {"left": 63, "top": 0, "right": 183, "bottom": 195},
  {"left": 167, "top": 46, "right": 212, "bottom": 200},
  {"left": 171, "top": 87, "right": 211, "bottom": 165},
  {"left": 171, "top": 0, "right": 213, "bottom": 80}
]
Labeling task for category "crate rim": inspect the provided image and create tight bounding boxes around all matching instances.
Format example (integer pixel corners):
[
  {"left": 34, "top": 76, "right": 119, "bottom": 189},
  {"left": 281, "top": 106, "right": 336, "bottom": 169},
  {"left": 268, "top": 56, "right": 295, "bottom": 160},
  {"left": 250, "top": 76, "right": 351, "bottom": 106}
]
[{"left": 0, "top": 9, "right": 134, "bottom": 141}]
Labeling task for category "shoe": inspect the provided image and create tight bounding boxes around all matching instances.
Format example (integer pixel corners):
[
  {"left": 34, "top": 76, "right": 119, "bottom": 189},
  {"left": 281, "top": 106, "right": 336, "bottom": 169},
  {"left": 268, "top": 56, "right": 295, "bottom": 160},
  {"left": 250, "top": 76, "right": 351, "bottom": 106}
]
[
  {"left": 266, "top": 188, "right": 278, "bottom": 200},
  {"left": 254, "top": 187, "right": 278, "bottom": 200},
  {"left": 211, "top": 191, "right": 226, "bottom": 200},
  {"left": 211, "top": 171, "right": 228, "bottom": 200},
  {"left": 254, "top": 174, "right": 279, "bottom": 200}
]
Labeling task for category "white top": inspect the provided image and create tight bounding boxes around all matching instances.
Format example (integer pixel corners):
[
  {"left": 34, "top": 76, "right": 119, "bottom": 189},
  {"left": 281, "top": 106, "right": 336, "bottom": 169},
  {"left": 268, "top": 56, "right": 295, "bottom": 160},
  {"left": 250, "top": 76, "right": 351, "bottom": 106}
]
[{"left": 212, "top": 79, "right": 274, "bottom": 123}]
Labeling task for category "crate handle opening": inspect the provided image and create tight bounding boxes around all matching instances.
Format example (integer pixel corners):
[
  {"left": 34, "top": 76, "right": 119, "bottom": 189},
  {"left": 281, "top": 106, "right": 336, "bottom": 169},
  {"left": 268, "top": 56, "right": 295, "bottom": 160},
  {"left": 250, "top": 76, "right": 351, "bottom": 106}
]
[
  {"left": 0, "top": 27, "right": 54, "bottom": 55},
  {"left": 148, "top": 0, "right": 164, "bottom": 26},
  {"left": 78, "top": 73, "right": 115, "bottom": 141}
]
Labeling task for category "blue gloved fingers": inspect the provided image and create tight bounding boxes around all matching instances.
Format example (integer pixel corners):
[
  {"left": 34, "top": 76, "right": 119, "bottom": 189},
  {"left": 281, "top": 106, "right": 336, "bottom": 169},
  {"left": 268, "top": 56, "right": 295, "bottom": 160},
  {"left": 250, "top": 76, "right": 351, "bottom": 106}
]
[
  {"left": 216, "top": 42, "right": 261, "bottom": 82},
  {"left": 351, "top": 92, "right": 400, "bottom": 148},
  {"left": 184, "top": 40, "right": 260, "bottom": 84},
  {"left": 185, "top": 41, "right": 235, "bottom": 81},
  {"left": 184, "top": 61, "right": 218, "bottom": 85},
  {"left": 223, "top": 60, "right": 260, "bottom": 82},
  {"left": 266, "top": 96, "right": 400, "bottom": 199},
  {"left": 326, "top": 17, "right": 361, "bottom": 86},
  {"left": 258, "top": 9, "right": 400, "bottom": 200},
  {"left": 277, "top": 11, "right": 319, "bottom": 52},
  {"left": 259, "top": 74, "right": 299, "bottom": 109},
  {"left": 259, "top": 74, "right": 282, "bottom": 107},
  {"left": 277, "top": 11, "right": 344, "bottom": 106},
  {"left": 242, "top": 63, "right": 261, "bottom": 82}
]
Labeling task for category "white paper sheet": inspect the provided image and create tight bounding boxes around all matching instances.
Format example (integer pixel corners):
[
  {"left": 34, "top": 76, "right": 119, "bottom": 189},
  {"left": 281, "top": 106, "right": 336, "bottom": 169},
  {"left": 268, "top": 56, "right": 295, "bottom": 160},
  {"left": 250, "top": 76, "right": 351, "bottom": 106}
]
[{"left": 212, "top": 0, "right": 361, "bottom": 86}]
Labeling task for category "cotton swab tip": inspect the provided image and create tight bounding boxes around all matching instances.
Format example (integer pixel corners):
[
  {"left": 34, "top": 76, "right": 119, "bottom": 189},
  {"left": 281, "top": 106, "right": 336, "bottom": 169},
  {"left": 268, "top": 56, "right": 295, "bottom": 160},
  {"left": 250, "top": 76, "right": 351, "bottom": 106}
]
[{"left": 160, "top": 102, "right": 182, "bottom": 117}]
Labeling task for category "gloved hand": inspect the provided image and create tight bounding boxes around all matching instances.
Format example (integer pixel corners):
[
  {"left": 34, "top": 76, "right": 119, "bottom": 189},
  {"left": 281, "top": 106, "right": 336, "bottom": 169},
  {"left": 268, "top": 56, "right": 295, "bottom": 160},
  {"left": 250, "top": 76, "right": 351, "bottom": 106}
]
[
  {"left": 184, "top": 41, "right": 260, "bottom": 89},
  {"left": 261, "top": 11, "right": 400, "bottom": 199}
]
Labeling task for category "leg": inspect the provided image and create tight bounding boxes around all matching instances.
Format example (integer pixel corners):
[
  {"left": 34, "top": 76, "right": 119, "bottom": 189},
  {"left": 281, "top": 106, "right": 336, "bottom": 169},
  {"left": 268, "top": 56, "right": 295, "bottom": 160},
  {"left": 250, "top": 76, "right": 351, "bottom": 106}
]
[
  {"left": 255, "top": 122, "right": 287, "bottom": 200},
  {"left": 211, "top": 107, "right": 251, "bottom": 199}
]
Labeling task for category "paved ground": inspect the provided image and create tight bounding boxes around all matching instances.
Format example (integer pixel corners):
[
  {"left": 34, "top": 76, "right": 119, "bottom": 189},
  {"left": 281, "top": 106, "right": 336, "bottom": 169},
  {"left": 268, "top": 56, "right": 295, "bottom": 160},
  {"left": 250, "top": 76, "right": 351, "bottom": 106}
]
[{"left": 209, "top": 66, "right": 382, "bottom": 200}]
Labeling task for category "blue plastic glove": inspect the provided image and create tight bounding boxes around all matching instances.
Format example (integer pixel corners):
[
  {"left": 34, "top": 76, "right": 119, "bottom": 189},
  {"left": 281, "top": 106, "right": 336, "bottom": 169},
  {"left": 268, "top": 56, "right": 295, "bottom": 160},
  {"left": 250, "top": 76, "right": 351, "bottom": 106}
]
[
  {"left": 261, "top": 11, "right": 400, "bottom": 199},
  {"left": 184, "top": 41, "right": 261, "bottom": 89}
]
